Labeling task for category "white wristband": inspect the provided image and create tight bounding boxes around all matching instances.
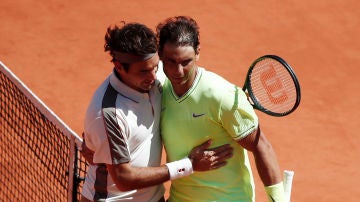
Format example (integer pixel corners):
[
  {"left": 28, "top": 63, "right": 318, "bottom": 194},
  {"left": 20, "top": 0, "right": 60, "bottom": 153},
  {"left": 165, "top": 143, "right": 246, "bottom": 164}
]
[{"left": 165, "top": 157, "right": 193, "bottom": 180}]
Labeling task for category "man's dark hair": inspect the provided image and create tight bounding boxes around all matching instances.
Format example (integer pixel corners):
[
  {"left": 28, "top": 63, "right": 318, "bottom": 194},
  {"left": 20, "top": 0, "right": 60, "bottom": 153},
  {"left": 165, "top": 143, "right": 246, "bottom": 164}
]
[
  {"left": 156, "top": 16, "right": 200, "bottom": 55},
  {"left": 104, "top": 22, "right": 158, "bottom": 69}
]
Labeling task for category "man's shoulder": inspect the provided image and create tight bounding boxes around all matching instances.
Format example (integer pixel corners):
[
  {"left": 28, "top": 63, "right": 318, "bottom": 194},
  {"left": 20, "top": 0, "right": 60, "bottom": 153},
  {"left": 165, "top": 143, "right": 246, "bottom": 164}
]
[
  {"left": 201, "top": 68, "right": 224, "bottom": 80},
  {"left": 156, "top": 61, "right": 166, "bottom": 85},
  {"left": 199, "top": 68, "right": 233, "bottom": 89}
]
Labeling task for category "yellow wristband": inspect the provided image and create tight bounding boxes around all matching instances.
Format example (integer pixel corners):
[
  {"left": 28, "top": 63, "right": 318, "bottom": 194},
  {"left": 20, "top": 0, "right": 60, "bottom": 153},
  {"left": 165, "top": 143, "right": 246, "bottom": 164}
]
[{"left": 264, "top": 182, "right": 285, "bottom": 202}]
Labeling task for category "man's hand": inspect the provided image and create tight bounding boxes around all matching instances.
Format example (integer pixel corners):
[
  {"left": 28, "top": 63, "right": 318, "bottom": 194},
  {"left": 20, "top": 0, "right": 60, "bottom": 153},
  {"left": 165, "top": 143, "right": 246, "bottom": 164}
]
[{"left": 189, "top": 140, "right": 233, "bottom": 171}]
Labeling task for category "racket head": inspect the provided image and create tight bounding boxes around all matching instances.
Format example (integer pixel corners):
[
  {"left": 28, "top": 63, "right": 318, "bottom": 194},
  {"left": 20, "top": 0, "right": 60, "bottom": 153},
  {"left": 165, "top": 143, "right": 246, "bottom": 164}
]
[{"left": 243, "top": 55, "right": 301, "bottom": 117}]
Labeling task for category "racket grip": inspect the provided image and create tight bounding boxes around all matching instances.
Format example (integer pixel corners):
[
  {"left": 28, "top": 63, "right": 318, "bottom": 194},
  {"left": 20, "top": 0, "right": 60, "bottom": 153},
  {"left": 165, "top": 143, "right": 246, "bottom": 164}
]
[{"left": 283, "top": 170, "right": 294, "bottom": 202}]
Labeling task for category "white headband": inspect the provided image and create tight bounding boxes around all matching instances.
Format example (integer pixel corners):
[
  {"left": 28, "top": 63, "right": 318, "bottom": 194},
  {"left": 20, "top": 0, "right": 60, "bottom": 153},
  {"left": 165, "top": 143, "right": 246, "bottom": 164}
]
[{"left": 112, "top": 51, "right": 156, "bottom": 63}]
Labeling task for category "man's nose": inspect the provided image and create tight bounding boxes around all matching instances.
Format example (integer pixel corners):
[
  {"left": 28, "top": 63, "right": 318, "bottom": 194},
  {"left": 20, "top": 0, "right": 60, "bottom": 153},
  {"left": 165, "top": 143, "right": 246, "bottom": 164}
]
[
  {"left": 149, "top": 69, "right": 157, "bottom": 80},
  {"left": 175, "top": 64, "right": 184, "bottom": 75}
]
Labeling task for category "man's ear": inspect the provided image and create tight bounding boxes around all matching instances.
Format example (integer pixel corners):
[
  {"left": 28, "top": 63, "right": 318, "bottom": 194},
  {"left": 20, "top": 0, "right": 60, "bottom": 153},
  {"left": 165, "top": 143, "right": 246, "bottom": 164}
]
[{"left": 195, "top": 46, "right": 200, "bottom": 61}]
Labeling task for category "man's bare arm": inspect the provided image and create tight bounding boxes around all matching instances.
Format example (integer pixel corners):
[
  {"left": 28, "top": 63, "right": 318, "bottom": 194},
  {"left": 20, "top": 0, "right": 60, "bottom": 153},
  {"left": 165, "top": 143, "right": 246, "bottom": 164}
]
[{"left": 237, "top": 127, "right": 282, "bottom": 186}]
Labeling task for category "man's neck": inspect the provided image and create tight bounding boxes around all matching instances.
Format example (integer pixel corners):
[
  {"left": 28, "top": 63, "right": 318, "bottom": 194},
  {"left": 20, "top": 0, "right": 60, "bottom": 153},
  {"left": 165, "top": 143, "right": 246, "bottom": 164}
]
[{"left": 173, "top": 68, "right": 198, "bottom": 97}]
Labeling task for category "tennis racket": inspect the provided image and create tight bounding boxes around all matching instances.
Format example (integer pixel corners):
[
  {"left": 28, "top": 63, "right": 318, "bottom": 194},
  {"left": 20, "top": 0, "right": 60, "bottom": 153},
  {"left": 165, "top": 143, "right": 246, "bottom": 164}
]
[
  {"left": 242, "top": 55, "right": 301, "bottom": 117},
  {"left": 283, "top": 170, "right": 294, "bottom": 202}
]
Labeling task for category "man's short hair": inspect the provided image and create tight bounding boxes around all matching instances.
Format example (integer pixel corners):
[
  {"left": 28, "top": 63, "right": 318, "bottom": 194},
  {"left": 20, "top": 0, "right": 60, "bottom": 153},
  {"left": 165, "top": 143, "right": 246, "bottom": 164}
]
[
  {"left": 157, "top": 16, "right": 200, "bottom": 54},
  {"left": 104, "top": 22, "right": 158, "bottom": 65}
]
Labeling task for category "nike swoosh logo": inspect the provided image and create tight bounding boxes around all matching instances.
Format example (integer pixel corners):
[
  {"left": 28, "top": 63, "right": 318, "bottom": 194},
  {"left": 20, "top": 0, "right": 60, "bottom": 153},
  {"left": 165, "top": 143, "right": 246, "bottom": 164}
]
[{"left": 192, "top": 113, "right": 205, "bottom": 118}]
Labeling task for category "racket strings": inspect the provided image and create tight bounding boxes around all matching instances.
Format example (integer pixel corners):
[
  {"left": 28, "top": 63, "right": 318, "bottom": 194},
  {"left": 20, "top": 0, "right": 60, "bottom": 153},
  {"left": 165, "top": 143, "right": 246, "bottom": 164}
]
[{"left": 249, "top": 59, "right": 297, "bottom": 114}]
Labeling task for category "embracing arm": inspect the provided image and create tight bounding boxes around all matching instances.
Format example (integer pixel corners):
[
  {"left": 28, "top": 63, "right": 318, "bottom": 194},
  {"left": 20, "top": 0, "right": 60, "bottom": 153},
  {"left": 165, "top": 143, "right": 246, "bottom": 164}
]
[
  {"left": 83, "top": 139, "right": 233, "bottom": 192},
  {"left": 107, "top": 163, "right": 169, "bottom": 191},
  {"left": 81, "top": 137, "right": 167, "bottom": 191}
]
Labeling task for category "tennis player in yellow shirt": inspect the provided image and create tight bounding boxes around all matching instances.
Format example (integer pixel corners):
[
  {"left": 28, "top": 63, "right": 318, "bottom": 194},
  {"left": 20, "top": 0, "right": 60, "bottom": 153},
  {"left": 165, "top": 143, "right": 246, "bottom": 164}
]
[{"left": 158, "top": 16, "right": 285, "bottom": 202}]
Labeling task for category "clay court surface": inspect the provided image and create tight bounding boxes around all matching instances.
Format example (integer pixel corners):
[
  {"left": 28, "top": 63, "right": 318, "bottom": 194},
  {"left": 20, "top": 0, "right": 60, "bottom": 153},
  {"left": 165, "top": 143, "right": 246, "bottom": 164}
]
[{"left": 1, "top": 0, "right": 359, "bottom": 201}]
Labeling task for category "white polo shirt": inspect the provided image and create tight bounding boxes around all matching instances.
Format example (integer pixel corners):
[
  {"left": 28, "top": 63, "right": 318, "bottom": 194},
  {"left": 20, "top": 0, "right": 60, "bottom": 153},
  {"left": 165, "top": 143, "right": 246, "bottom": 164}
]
[{"left": 82, "top": 69, "right": 164, "bottom": 201}]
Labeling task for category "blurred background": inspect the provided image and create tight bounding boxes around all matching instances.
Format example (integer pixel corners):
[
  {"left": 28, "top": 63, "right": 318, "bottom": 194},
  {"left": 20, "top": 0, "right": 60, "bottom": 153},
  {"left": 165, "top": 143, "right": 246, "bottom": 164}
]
[{"left": 1, "top": 0, "right": 359, "bottom": 201}]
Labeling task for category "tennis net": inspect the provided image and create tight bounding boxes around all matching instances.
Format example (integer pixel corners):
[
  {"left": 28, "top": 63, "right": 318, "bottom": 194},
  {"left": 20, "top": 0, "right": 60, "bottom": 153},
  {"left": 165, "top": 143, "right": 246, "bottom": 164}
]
[{"left": 0, "top": 61, "right": 88, "bottom": 202}]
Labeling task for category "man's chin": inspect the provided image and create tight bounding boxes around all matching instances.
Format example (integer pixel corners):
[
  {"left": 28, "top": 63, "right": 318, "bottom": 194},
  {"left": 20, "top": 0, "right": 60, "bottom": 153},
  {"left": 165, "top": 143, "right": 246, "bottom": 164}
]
[
  {"left": 141, "top": 84, "right": 154, "bottom": 92},
  {"left": 170, "top": 78, "right": 185, "bottom": 85}
]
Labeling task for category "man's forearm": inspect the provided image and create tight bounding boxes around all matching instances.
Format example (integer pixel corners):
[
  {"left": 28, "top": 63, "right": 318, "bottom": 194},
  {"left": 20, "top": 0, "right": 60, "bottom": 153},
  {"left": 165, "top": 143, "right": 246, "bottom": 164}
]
[
  {"left": 108, "top": 164, "right": 170, "bottom": 192},
  {"left": 253, "top": 143, "right": 282, "bottom": 186}
]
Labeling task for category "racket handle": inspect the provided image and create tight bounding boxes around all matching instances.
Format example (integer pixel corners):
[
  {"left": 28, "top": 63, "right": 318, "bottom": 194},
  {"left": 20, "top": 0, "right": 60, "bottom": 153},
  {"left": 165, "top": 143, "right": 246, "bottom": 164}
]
[{"left": 283, "top": 170, "right": 294, "bottom": 202}]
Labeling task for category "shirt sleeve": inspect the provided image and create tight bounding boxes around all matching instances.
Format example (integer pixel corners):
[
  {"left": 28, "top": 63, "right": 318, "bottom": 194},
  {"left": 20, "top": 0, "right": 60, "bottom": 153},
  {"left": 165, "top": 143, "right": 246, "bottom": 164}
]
[
  {"left": 84, "top": 110, "right": 131, "bottom": 165},
  {"left": 220, "top": 84, "right": 259, "bottom": 141}
]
